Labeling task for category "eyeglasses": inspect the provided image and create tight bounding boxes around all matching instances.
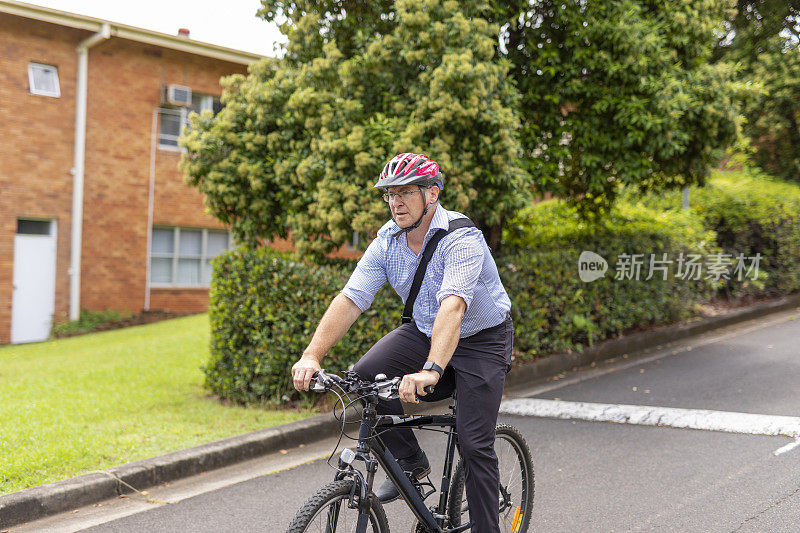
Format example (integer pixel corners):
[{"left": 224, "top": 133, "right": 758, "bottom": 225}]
[{"left": 382, "top": 189, "right": 424, "bottom": 203}]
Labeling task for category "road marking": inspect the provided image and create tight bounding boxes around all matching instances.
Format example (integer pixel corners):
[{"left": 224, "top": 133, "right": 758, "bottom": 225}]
[
  {"left": 499, "top": 398, "right": 800, "bottom": 438},
  {"left": 773, "top": 438, "right": 800, "bottom": 456}
]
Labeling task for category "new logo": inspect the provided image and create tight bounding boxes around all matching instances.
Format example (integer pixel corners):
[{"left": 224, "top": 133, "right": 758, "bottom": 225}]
[{"left": 578, "top": 251, "right": 608, "bottom": 282}]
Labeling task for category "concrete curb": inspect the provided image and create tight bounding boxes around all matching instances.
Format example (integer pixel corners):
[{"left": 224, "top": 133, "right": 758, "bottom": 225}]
[{"left": 2, "top": 292, "right": 799, "bottom": 528}]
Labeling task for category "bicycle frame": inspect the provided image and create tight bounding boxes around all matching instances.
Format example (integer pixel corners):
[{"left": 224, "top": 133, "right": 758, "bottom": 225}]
[{"left": 333, "top": 395, "right": 472, "bottom": 533}]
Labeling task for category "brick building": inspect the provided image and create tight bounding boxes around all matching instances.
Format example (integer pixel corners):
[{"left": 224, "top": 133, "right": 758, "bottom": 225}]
[{"left": 0, "top": 1, "right": 263, "bottom": 344}]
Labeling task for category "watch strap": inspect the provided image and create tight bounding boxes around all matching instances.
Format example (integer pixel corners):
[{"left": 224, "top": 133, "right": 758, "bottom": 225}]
[{"left": 422, "top": 360, "right": 444, "bottom": 378}]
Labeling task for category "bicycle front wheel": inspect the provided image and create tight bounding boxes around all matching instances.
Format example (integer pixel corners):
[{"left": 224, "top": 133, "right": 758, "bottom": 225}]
[
  {"left": 286, "top": 480, "right": 389, "bottom": 533},
  {"left": 447, "top": 424, "right": 534, "bottom": 532}
]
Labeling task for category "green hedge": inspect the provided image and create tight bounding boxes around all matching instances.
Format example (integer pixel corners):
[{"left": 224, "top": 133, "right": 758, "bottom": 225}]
[
  {"left": 502, "top": 200, "right": 719, "bottom": 360},
  {"left": 206, "top": 200, "right": 721, "bottom": 403},
  {"left": 205, "top": 169, "right": 799, "bottom": 404},
  {"left": 204, "top": 250, "right": 401, "bottom": 404},
  {"left": 627, "top": 169, "right": 800, "bottom": 299}
]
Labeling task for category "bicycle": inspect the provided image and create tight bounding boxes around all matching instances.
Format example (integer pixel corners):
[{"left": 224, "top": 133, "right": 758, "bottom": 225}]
[{"left": 286, "top": 369, "right": 534, "bottom": 533}]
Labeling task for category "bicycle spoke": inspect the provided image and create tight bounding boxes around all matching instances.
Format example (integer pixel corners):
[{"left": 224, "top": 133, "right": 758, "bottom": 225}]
[
  {"left": 325, "top": 500, "right": 341, "bottom": 533},
  {"left": 299, "top": 495, "right": 381, "bottom": 533}
]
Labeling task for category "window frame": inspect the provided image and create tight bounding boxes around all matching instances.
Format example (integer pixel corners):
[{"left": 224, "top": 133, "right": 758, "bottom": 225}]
[
  {"left": 149, "top": 227, "right": 234, "bottom": 288},
  {"left": 156, "top": 107, "right": 187, "bottom": 151},
  {"left": 28, "top": 62, "right": 61, "bottom": 97},
  {"left": 157, "top": 93, "right": 219, "bottom": 151}
]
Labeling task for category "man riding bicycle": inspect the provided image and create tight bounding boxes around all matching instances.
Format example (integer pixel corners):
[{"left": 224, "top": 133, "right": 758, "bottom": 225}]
[{"left": 291, "top": 152, "right": 513, "bottom": 533}]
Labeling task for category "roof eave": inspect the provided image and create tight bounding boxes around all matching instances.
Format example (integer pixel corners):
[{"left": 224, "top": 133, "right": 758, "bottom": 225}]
[{"left": 0, "top": 0, "right": 264, "bottom": 65}]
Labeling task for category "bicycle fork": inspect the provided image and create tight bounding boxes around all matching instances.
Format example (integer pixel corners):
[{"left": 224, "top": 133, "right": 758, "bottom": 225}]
[{"left": 330, "top": 415, "right": 379, "bottom": 533}]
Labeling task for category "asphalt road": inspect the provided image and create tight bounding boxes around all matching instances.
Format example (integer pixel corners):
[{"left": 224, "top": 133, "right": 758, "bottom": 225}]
[{"left": 14, "top": 308, "right": 800, "bottom": 532}]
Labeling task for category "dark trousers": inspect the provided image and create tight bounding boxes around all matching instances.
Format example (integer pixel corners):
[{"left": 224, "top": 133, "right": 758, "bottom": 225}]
[{"left": 352, "top": 317, "right": 513, "bottom": 533}]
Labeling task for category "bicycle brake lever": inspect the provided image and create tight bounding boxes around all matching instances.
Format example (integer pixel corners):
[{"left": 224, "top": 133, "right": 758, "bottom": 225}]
[
  {"left": 310, "top": 370, "right": 329, "bottom": 392},
  {"left": 376, "top": 376, "right": 401, "bottom": 400}
]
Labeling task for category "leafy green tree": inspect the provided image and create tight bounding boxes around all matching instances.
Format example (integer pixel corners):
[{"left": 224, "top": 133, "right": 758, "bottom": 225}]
[
  {"left": 181, "top": 0, "right": 737, "bottom": 255},
  {"left": 743, "top": 44, "right": 800, "bottom": 181},
  {"left": 181, "top": 0, "right": 525, "bottom": 255},
  {"left": 713, "top": 0, "right": 799, "bottom": 62},
  {"left": 713, "top": 1, "right": 800, "bottom": 180},
  {"left": 495, "top": 0, "right": 739, "bottom": 211}
]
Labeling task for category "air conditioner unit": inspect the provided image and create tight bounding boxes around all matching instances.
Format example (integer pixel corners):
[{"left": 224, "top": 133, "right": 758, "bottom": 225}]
[{"left": 164, "top": 84, "right": 192, "bottom": 106}]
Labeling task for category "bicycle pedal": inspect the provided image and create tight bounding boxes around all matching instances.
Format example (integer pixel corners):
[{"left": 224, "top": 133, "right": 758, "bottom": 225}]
[{"left": 413, "top": 474, "right": 437, "bottom": 501}]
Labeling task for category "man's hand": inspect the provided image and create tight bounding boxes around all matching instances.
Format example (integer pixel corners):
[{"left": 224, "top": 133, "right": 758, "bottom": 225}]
[
  {"left": 399, "top": 370, "right": 439, "bottom": 403},
  {"left": 292, "top": 356, "right": 321, "bottom": 391}
]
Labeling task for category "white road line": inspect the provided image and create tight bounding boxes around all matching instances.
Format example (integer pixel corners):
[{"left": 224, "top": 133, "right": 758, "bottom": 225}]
[
  {"left": 774, "top": 438, "right": 800, "bottom": 456},
  {"left": 499, "top": 398, "right": 800, "bottom": 438}
]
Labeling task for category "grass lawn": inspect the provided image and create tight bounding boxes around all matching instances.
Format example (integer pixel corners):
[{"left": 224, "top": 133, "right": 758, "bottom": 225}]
[{"left": 0, "top": 314, "right": 313, "bottom": 495}]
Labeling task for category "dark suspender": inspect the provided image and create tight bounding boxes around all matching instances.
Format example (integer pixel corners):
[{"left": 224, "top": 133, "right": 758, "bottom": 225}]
[{"left": 401, "top": 217, "right": 476, "bottom": 324}]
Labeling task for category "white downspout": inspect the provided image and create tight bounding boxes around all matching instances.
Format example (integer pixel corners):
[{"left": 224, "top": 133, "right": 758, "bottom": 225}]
[
  {"left": 144, "top": 108, "right": 158, "bottom": 311},
  {"left": 69, "top": 23, "right": 110, "bottom": 320}
]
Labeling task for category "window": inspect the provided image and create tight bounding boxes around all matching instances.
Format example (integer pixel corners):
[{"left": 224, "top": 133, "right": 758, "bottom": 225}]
[
  {"left": 157, "top": 108, "right": 185, "bottom": 149},
  {"left": 158, "top": 91, "right": 221, "bottom": 149},
  {"left": 150, "top": 227, "right": 233, "bottom": 286},
  {"left": 28, "top": 63, "right": 60, "bottom": 97},
  {"left": 17, "top": 219, "right": 53, "bottom": 235}
]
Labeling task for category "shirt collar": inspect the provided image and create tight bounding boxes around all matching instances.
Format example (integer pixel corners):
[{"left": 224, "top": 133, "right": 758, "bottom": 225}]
[{"left": 428, "top": 203, "right": 449, "bottom": 232}]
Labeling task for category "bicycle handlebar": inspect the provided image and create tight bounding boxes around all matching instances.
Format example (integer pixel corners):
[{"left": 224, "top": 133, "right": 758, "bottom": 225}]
[{"left": 310, "top": 370, "right": 434, "bottom": 400}]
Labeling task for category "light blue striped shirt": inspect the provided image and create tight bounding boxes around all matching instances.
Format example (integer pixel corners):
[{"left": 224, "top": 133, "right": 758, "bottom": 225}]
[{"left": 342, "top": 204, "right": 511, "bottom": 338}]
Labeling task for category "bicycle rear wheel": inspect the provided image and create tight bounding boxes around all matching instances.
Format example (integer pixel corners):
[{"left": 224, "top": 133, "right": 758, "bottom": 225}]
[
  {"left": 447, "top": 424, "right": 534, "bottom": 532},
  {"left": 286, "top": 480, "right": 389, "bottom": 533}
]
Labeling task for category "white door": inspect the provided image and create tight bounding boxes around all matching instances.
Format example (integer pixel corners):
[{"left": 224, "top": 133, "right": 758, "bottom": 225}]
[{"left": 11, "top": 220, "right": 57, "bottom": 344}]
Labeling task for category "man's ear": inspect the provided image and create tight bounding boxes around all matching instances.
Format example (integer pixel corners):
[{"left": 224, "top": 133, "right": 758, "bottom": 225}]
[{"left": 428, "top": 186, "right": 440, "bottom": 204}]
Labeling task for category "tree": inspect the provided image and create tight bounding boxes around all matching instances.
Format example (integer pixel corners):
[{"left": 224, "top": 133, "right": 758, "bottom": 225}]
[
  {"left": 713, "top": 1, "right": 800, "bottom": 181},
  {"left": 495, "top": 0, "right": 739, "bottom": 211},
  {"left": 744, "top": 43, "right": 800, "bottom": 180},
  {"left": 181, "top": 0, "right": 737, "bottom": 256},
  {"left": 713, "top": 0, "right": 799, "bottom": 62},
  {"left": 181, "top": 0, "right": 525, "bottom": 255}
]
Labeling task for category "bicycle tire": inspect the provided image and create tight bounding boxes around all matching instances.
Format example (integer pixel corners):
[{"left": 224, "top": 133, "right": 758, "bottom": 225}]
[
  {"left": 447, "top": 424, "right": 534, "bottom": 532},
  {"left": 286, "top": 480, "right": 389, "bottom": 533}
]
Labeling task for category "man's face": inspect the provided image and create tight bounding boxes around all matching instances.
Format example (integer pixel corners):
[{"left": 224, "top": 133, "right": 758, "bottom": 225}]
[{"left": 386, "top": 185, "right": 429, "bottom": 228}]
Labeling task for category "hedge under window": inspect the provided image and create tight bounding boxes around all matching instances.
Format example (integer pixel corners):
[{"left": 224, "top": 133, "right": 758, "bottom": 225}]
[{"left": 150, "top": 227, "right": 233, "bottom": 286}]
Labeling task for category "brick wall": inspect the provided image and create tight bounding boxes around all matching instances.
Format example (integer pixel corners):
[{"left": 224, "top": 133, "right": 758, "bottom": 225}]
[
  {"left": 0, "top": 13, "right": 248, "bottom": 343},
  {"left": 0, "top": 13, "right": 83, "bottom": 344},
  {"left": 79, "top": 37, "right": 246, "bottom": 314},
  {"left": 148, "top": 288, "right": 209, "bottom": 313}
]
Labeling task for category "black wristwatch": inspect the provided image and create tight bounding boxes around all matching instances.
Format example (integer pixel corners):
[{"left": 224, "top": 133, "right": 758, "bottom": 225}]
[{"left": 422, "top": 361, "right": 444, "bottom": 379}]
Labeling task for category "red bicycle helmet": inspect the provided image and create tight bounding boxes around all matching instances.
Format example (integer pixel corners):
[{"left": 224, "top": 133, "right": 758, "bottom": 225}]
[{"left": 374, "top": 152, "right": 444, "bottom": 190}]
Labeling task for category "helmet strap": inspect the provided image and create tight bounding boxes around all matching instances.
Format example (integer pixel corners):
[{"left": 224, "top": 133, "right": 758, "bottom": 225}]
[{"left": 392, "top": 186, "right": 431, "bottom": 238}]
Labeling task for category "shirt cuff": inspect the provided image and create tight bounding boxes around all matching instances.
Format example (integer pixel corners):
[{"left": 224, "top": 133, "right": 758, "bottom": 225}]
[
  {"left": 341, "top": 287, "right": 372, "bottom": 312},
  {"left": 436, "top": 290, "right": 473, "bottom": 310}
]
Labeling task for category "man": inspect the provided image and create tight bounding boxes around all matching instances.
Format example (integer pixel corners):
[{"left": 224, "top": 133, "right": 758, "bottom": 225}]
[{"left": 291, "top": 152, "right": 513, "bottom": 532}]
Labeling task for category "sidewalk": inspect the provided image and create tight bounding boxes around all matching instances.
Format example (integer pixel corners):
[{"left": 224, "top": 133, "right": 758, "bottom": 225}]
[{"left": 2, "top": 292, "right": 799, "bottom": 529}]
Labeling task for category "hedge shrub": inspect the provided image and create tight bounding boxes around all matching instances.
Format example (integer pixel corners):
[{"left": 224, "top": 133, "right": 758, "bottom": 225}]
[
  {"left": 502, "top": 200, "right": 719, "bottom": 361},
  {"left": 207, "top": 199, "right": 721, "bottom": 403},
  {"left": 204, "top": 249, "right": 401, "bottom": 404},
  {"left": 627, "top": 169, "right": 800, "bottom": 299}
]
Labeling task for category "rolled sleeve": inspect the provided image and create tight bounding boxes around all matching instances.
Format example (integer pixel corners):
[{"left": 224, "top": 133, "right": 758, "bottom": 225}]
[
  {"left": 341, "top": 238, "right": 387, "bottom": 312},
  {"left": 436, "top": 234, "right": 484, "bottom": 309}
]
